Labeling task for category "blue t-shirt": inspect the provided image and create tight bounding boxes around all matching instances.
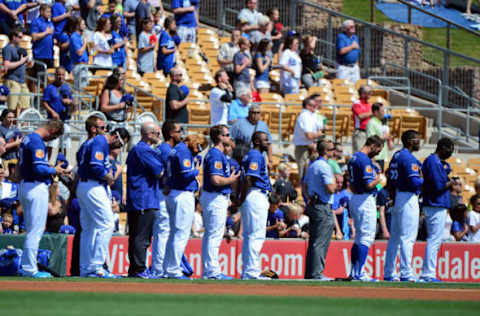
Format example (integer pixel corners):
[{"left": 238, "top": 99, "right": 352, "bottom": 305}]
[
  {"left": 2, "top": 44, "right": 26, "bottom": 83},
  {"left": 377, "top": 187, "right": 392, "bottom": 212},
  {"left": 305, "top": 157, "right": 334, "bottom": 204},
  {"left": 233, "top": 51, "right": 250, "bottom": 83},
  {"left": 167, "top": 142, "right": 199, "bottom": 192},
  {"left": 422, "top": 153, "right": 451, "bottom": 208},
  {"left": 333, "top": 189, "right": 352, "bottom": 239},
  {"left": 388, "top": 148, "right": 422, "bottom": 194},
  {"left": 110, "top": 30, "right": 126, "bottom": 67},
  {"left": 254, "top": 52, "right": 270, "bottom": 82},
  {"left": 0, "top": 0, "right": 26, "bottom": 24},
  {"left": 348, "top": 151, "right": 377, "bottom": 195},
  {"left": 336, "top": 32, "right": 360, "bottom": 65},
  {"left": 157, "top": 30, "right": 176, "bottom": 74},
  {"left": 266, "top": 209, "right": 284, "bottom": 238},
  {"left": 42, "top": 83, "right": 72, "bottom": 121},
  {"left": 77, "top": 135, "right": 111, "bottom": 182},
  {"left": 202, "top": 147, "right": 231, "bottom": 194},
  {"left": 58, "top": 32, "right": 72, "bottom": 72},
  {"left": 242, "top": 148, "right": 271, "bottom": 192},
  {"left": 156, "top": 142, "right": 173, "bottom": 189},
  {"left": 19, "top": 132, "right": 55, "bottom": 183},
  {"left": 228, "top": 99, "right": 249, "bottom": 123},
  {"left": 70, "top": 31, "right": 88, "bottom": 64},
  {"left": 52, "top": 2, "right": 66, "bottom": 37},
  {"left": 451, "top": 220, "right": 467, "bottom": 241},
  {"left": 31, "top": 16, "right": 54, "bottom": 59},
  {"left": 126, "top": 141, "right": 164, "bottom": 211},
  {"left": 172, "top": 0, "right": 198, "bottom": 27}
]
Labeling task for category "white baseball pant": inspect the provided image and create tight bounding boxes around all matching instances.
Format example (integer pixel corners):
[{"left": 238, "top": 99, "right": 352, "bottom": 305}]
[
  {"left": 150, "top": 190, "right": 170, "bottom": 276},
  {"left": 421, "top": 206, "right": 447, "bottom": 279},
  {"left": 349, "top": 193, "right": 377, "bottom": 247}
]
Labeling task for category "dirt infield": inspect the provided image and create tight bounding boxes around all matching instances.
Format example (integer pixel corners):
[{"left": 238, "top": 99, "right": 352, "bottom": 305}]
[{"left": 1, "top": 280, "right": 480, "bottom": 301}]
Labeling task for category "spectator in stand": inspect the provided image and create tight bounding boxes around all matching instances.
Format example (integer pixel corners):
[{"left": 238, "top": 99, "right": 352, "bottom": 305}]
[
  {"left": 109, "top": 144, "right": 124, "bottom": 208},
  {"left": 300, "top": 36, "right": 325, "bottom": 89},
  {"left": 123, "top": 0, "right": 138, "bottom": 38},
  {"left": 69, "top": 17, "right": 89, "bottom": 90},
  {"left": 336, "top": 19, "right": 360, "bottom": 83},
  {"left": 157, "top": 16, "right": 177, "bottom": 76},
  {"left": 135, "top": 0, "right": 151, "bottom": 42},
  {"left": 191, "top": 198, "right": 204, "bottom": 238},
  {"left": 237, "top": 0, "right": 261, "bottom": 36},
  {"left": 250, "top": 14, "right": 271, "bottom": 51},
  {"left": 101, "top": 0, "right": 129, "bottom": 38},
  {"left": 279, "top": 35, "right": 301, "bottom": 94},
  {"left": 273, "top": 163, "right": 297, "bottom": 203},
  {"left": 450, "top": 204, "right": 468, "bottom": 241},
  {"left": 152, "top": 7, "right": 165, "bottom": 37},
  {"left": 172, "top": 0, "right": 198, "bottom": 43},
  {"left": 326, "top": 140, "right": 342, "bottom": 175},
  {"left": 281, "top": 203, "right": 308, "bottom": 239},
  {"left": 253, "top": 38, "right": 272, "bottom": 94},
  {"left": 293, "top": 94, "right": 324, "bottom": 180},
  {"left": 210, "top": 70, "right": 234, "bottom": 126},
  {"left": 333, "top": 172, "right": 354, "bottom": 240},
  {"left": 227, "top": 86, "right": 250, "bottom": 125},
  {"left": 236, "top": 18, "right": 251, "bottom": 41},
  {"left": 93, "top": 17, "right": 113, "bottom": 68},
  {"left": 467, "top": 194, "right": 480, "bottom": 242},
  {"left": 58, "top": 16, "right": 76, "bottom": 73},
  {"left": 266, "top": 194, "right": 286, "bottom": 239},
  {"left": 99, "top": 68, "right": 129, "bottom": 123},
  {"left": 79, "top": 0, "right": 103, "bottom": 41},
  {"left": 449, "top": 176, "right": 464, "bottom": 209},
  {"left": 137, "top": 18, "right": 155, "bottom": 76},
  {"left": 352, "top": 85, "right": 372, "bottom": 153},
  {"left": 3, "top": 27, "right": 32, "bottom": 116},
  {"left": 42, "top": 67, "right": 74, "bottom": 157},
  {"left": 230, "top": 104, "right": 272, "bottom": 162},
  {"left": 110, "top": 14, "right": 128, "bottom": 68},
  {"left": 218, "top": 29, "right": 240, "bottom": 82},
  {"left": 233, "top": 37, "right": 252, "bottom": 93},
  {"left": 52, "top": 0, "right": 70, "bottom": 40},
  {"left": 366, "top": 102, "right": 390, "bottom": 172},
  {"left": 66, "top": 0, "right": 81, "bottom": 17},
  {"left": 266, "top": 7, "right": 283, "bottom": 55},
  {"left": 166, "top": 67, "right": 189, "bottom": 123},
  {"left": 0, "top": 0, "right": 37, "bottom": 35},
  {"left": 0, "top": 109, "right": 21, "bottom": 160},
  {"left": 46, "top": 180, "right": 67, "bottom": 234}
]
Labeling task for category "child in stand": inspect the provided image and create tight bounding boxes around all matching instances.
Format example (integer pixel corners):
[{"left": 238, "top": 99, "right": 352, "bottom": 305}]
[
  {"left": 266, "top": 194, "right": 286, "bottom": 239},
  {"left": 152, "top": 7, "right": 165, "bottom": 38},
  {"left": 273, "top": 163, "right": 297, "bottom": 203},
  {"left": 1, "top": 211, "right": 14, "bottom": 234},
  {"left": 451, "top": 204, "right": 468, "bottom": 242},
  {"left": 467, "top": 194, "right": 480, "bottom": 242},
  {"left": 137, "top": 18, "right": 156, "bottom": 76}
]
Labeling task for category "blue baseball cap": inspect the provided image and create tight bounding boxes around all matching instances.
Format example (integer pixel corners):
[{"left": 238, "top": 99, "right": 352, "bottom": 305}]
[
  {"left": 180, "top": 85, "right": 190, "bottom": 97},
  {"left": 288, "top": 30, "right": 297, "bottom": 37},
  {"left": 111, "top": 190, "right": 121, "bottom": 202}
]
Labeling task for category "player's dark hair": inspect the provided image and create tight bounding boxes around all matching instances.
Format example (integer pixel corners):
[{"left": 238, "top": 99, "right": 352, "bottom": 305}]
[
  {"left": 111, "top": 127, "right": 130, "bottom": 144},
  {"left": 162, "top": 120, "right": 177, "bottom": 141},
  {"left": 437, "top": 137, "right": 454, "bottom": 152},
  {"left": 251, "top": 131, "right": 267, "bottom": 146},
  {"left": 372, "top": 102, "right": 383, "bottom": 113},
  {"left": 85, "top": 115, "right": 103, "bottom": 135},
  {"left": 450, "top": 204, "right": 468, "bottom": 222},
  {"left": 44, "top": 119, "right": 64, "bottom": 136},
  {"left": 316, "top": 139, "right": 329, "bottom": 156},
  {"left": 0, "top": 109, "right": 15, "bottom": 120},
  {"left": 210, "top": 124, "right": 228, "bottom": 145},
  {"left": 365, "top": 135, "right": 383, "bottom": 147},
  {"left": 470, "top": 194, "right": 480, "bottom": 207},
  {"left": 401, "top": 130, "right": 418, "bottom": 147},
  {"left": 40, "top": 3, "right": 50, "bottom": 12},
  {"left": 269, "top": 193, "right": 281, "bottom": 205}
]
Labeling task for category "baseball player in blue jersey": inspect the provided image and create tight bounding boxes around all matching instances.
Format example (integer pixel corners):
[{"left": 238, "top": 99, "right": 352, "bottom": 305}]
[
  {"left": 76, "top": 127, "right": 130, "bottom": 278},
  {"left": 348, "top": 135, "right": 383, "bottom": 282},
  {"left": 239, "top": 131, "right": 271, "bottom": 280},
  {"left": 149, "top": 120, "right": 182, "bottom": 277},
  {"left": 19, "top": 120, "right": 67, "bottom": 278},
  {"left": 384, "top": 130, "right": 423, "bottom": 282},
  {"left": 126, "top": 122, "right": 164, "bottom": 278},
  {"left": 164, "top": 134, "right": 206, "bottom": 279},
  {"left": 419, "top": 137, "right": 454, "bottom": 283},
  {"left": 200, "top": 125, "right": 240, "bottom": 279}
]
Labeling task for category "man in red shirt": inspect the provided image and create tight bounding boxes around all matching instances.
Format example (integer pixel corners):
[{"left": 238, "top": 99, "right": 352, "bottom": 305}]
[{"left": 352, "top": 85, "right": 372, "bottom": 153}]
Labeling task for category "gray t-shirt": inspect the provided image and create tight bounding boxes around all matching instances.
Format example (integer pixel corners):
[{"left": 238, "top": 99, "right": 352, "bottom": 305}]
[
  {"left": 123, "top": 0, "right": 140, "bottom": 26},
  {"left": 2, "top": 44, "right": 26, "bottom": 83},
  {"left": 137, "top": 31, "right": 154, "bottom": 73}
]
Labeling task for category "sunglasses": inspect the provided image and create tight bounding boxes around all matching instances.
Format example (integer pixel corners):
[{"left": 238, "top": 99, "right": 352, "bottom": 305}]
[
  {"left": 96, "top": 125, "right": 106, "bottom": 130},
  {"left": 222, "top": 133, "right": 230, "bottom": 137}
]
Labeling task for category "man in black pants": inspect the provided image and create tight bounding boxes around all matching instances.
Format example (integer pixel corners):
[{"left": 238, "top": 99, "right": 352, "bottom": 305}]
[{"left": 126, "top": 121, "right": 164, "bottom": 279}]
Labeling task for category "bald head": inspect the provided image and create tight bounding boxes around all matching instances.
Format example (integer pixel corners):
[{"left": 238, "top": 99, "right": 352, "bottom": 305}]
[
  {"left": 141, "top": 121, "right": 156, "bottom": 136},
  {"left": 141, "top": 121, "right": 161, "bottom": 144}
]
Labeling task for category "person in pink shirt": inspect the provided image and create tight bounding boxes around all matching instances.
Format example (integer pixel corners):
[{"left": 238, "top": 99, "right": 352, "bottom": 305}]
[{"left": 351, "top": 85, "right": 372, "bottom": 153}]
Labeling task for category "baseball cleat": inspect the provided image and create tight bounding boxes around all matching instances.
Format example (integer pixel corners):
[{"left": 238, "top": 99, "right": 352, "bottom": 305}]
[
  {"left": 130, "top": 270, "right": 153, "bottom": 279},
  {"left": 419, "top": 277, "right": 442, "bottom": 283},
  {"left": 400, "top": 276, "right": 418, "bottom": 283},
  {"left": 206, "top": 274, "right": 234, "bottom": 280},
  {"left": 383, "top": 276, "right": 400, "bottom": 282},
  {"left": 352, "top": 275, "right": 378, "bottom": 282},
  {"left": 169, "top": 275, "right": 192, "bottom": 280},
  {"left": 310, "top": 275, "right": 334, "bottom": 282},
  {"left": 87, "top": 269, "right": 119, "bottom": 279},
  {"left": 31, "top": 271, "right": 53, "bottom": 278}
]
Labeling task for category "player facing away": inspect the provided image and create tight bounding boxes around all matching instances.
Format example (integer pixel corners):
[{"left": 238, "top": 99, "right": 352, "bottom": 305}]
[
  {"left": 347, "top": 135, "right": 383, "bottom": 282},
  {"left": 419, "top": 137, "right": 454, "bottom": 283},
  {"left": 238, "top": 131, "right": 272, "bottom": 280},
  {"left": 19, "top": 120, "right": 67, "bottom": 278},
  {"left": 200, "top": 125, "right": 240, "bottom": 280},
  {"left": 76, "top": 127, "right": 130, "bottom": 278},
  {"left": 384, "top": 130, "right": 423, "bottom": 282}
]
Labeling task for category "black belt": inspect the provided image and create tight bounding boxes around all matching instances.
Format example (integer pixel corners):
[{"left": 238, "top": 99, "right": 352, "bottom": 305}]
[{"left": 205, "top": 191, "right": 229, "bottom": 196}]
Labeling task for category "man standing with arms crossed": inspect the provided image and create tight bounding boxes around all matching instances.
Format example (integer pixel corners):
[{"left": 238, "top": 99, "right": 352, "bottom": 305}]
[
  {"left": 348, "top": 135, "right": 383, "bottom": 282},
  {"left": 200, "top": 125, "right": 240, "bottom": 280},
  {"left": 19, "top": 120, "right": 66, "bottom": 278},
  {"left": 384, "top": 130, "right": 423, "bottom": 282},
  {"left": 126, "top": 122, "right": 164, "bottom": 279},
  {"left": 419, "top": 137, "right": 454, "bottom": 283},
  {"left": 304, "top": 139, "right": 336, "bottom": 281},
  {"left": 239, "top": 131, "right": 271, "bottom": 279}
]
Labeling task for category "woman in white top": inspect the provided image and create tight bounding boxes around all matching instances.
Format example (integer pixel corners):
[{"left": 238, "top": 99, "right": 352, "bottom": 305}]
[
  {"left": 279, "top": 36, "right": 302, "bottom": 95},
  {"left": 93, "top": 17, "right": 113, "bottom": 67}
]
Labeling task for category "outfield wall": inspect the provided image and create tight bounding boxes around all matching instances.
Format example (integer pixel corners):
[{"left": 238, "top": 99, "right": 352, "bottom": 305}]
[{"left": 65, "top": 237, "right": 480, "bottom": 282}]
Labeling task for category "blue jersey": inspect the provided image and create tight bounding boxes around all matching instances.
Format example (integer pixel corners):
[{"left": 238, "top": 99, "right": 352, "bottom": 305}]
[
  {"left": 156, "top": 142, "right": 173, "bottom": 189},
  {"left": 242, "top": 149, "right": 271, "bottom": 192},
  {"left": 19, "top": 132, "right": 55, "bottom": 183},
  {"left": 202, "top": 147, "right": 231, "bottom": 194},
  {"left": 157, "top": 30, "right": 176, "bottom": 74},
  {"left": 172, "top": 0, "right": 198, "bottom": 27},
  {"left": 43, "top": 83, "right": 72, "bottom": 120},
  {"left": 77, "top": 135, "right": 111, "bottom": 182},
  {"left": 422, "top": 153, "right": 451, "bottom": 208},
  {"left": 126, "top": 141, "right": 164, "bottom": 211},
  {"left": 70, "top": 31, "right": 88, "bottom": 64},
  {"left": 52, "top": 2, "right": 67, "bottom": 37},
  {"left": 227, "top": 156, "right": 240, "bottom": 174},
  {"left": 167, "top": 142, "right": 199, "bottom": 191},
  {"left": 31, "top": 16, "right": 54, "bottom": 59},
  {"left": 348, "top": 151, "right": 377, "bottom": 195},
  {"left": 388, "top": 148, "right": 422, "bottom": 194}
]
